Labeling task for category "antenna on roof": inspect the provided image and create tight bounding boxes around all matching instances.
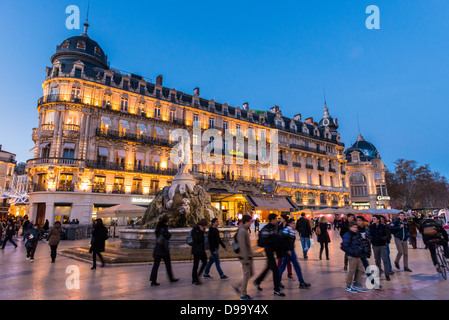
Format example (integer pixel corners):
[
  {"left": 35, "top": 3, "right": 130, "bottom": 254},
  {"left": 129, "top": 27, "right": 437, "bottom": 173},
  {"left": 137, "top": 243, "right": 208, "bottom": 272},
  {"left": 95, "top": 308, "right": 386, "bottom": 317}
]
[
  {"left": 356, "top": 114, "right": 364, "bottom": 141},
  {"left": 323, "top": 88, "right": 327, "bottom": 107},
  {"left": 83, "top": 0, "right": 91, "bottom": 36}
]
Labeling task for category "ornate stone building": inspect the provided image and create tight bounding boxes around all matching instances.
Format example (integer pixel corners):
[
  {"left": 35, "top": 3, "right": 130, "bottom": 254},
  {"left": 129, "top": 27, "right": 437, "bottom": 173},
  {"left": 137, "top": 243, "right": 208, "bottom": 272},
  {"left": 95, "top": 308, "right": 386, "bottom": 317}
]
[
  {"left": 26, "top": 26, "right": 350, "bottom": 225},
  {"left": 345, "top": 133, "right": 390, "bottom": 210},
  {"left": 0, "top": 145, "right": 17, "bottom": 219}
]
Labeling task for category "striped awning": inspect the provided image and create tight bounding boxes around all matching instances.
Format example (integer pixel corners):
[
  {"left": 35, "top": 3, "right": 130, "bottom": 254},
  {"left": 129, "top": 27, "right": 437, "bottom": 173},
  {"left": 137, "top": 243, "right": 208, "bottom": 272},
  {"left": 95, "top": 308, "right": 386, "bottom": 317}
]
[
  {"left": 155, "top": 127, "right": 163, "bottom": 135},
  {"left": 117, "top": 149, "right": 127, "bottom": 158},
  {"left": 101, "top": 116, "right": 112, "bottom": 126},
  {"left": 137, "top": 123, "right": 146, "bottom": 133},
  {"left": 98, "top": 147, "right": 109, "bottom": 157},
  {"left": 38, "top": 142, "right": 49, "bottom": 148},
  {"left": 63, "top": 143, "right": 76, "bottom": 149},
  {"left": 120, "top": 120, "right": 130, "bottom": 130},
  {"left": 153, "top": 154, "right": 161, "bottom": 162},
  {"left": 244, "top": 195, "right": 299, "bottom": 213},
  {"left": 135, "top": 152, "right": 144, "bottom": 161}
]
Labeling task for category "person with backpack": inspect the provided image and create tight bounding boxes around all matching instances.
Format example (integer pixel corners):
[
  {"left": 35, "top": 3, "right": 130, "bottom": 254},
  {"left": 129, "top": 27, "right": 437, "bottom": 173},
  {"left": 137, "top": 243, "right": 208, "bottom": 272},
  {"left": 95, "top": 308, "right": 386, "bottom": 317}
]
[
  {"left": 276, "top": 215, "right": 293, "bottom": 280},
  {"left": 341, "top": 221, "right": 368, "bottom": 293},
  {"left": 191, "top": 219, "right": 208, "bottom": 285},
  {"left": 296, "top": 213, "right": 313, "bottom": 259},
  {"left": 418, "top": 217, "right": 449, "bottom": 273},
  {"left": 253, "top": 213, "right": 285, "bottom": 297},
  {"left": 356, "top": 216, "right": 371, "bottom": 270},
  {"left": 390, "top": 212, "right": 412, "bottom": 272},
  {"left": 316, "top": 216, "right": 331, "bottom": 260},
  {"left": 369, "top": 215, "right": 391, "bottom": 281},
  {"left": 232, "top": 214, "right": 254, "bottom": 300},
  {"left": 279, "top": 218, "right": 311, "bottom": 289},
  {"left": 203, "top": 218, "right": 228, "bottom": 280},
  {"left": 25, "top": 224, "right": 40, "bottom": 262},
  {"left": 150, "top": 217, "right": 179, "bottom": 286}
]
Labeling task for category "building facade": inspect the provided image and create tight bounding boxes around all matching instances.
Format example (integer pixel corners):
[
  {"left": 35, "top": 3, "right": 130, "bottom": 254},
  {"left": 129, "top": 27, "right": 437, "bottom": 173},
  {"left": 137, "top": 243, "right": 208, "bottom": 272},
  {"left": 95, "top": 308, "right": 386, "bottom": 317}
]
[
  {"left": 26, "top": 27, "right": 350, "bottom": 226},
  {"left": 0, "top": 145, "right": 17, "bottom": 219},
  {"left": 345, "top": 133, "right": 390, "bottom": 210}
]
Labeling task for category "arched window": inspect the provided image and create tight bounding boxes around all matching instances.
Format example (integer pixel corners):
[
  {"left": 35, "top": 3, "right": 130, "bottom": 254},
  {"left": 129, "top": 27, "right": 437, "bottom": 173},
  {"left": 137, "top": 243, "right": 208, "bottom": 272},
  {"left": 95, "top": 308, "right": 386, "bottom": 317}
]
[
  {"left": 95, "top": 47, "right": 102, "bottom": 55},
  {"left": 62, "top": 40, "right": 69, "bottom": 48},
  {"left": 308, "top": 192, "right": 315, "bottom": 203},
  {"left": 320, "top": 193, "right": 326, "bottom": 204},
  {"left": 350, "top": 172, "right": 367, "bottom": 183}
]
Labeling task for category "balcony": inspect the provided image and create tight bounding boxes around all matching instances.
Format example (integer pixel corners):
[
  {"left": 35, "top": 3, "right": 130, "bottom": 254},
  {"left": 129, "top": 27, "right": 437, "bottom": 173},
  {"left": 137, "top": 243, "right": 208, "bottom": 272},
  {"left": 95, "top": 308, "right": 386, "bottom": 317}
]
[
  {"left": 32, "top": 184, "right": 47, "bottom": 192},
  {"left": 63, "top": 124, "right": 80, "bottom": 138},
  {"left": 27, "top": 158, "right": 83, "bottom": 167},
  {"left": 292, "top": 162, "right": 301, "bottom": 168},
  {"left": 341, "top": 169, "right": 346, "bottom": 175},
  {"left": 318, "top": 165, "right": 325, "bottom": 171},
  {"left": 290, "top": 144, "right": 327, "bottom": 155},
  {"left": 112, "top": 187, "right": 125, "bottom": 194},
  {"left": 131, "top": 188, "right": 143, "bottom": 195},
  {"left": 278, "top": 159, "right": 288, "bottom": 166},
  {"left": 305, "top": 164, "right": 314, "bottom": 170},
  {"left": 329, "top": 168, "right": 336, "bottom": 173},
  {"left": 32, "top": 128, "right": 38, "bottom": 142},
  {"left": 40, "top": 124, "right": 55, "bottom": 137},
  {"left": 57, "top": 183, "right": 74, "bottom": 192},
  {"left": 96, "top": 128, "right": 176, "bottom": 149},
  {"left": 85, "top": 160, "right": 178, "bottom": 176},
  {"left": 92, "top": 187, "right": 106, "bottom": 193}
]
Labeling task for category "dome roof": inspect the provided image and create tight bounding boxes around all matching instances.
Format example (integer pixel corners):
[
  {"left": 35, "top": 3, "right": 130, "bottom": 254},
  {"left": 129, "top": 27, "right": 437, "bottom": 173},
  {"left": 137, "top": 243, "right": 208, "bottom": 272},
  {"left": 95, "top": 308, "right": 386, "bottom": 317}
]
[
  {"left": 51, "top": 33, "right": 108, "bottom": 69},
  {"left": 345, "top": 133, "right": 380, "bottom": 161}
]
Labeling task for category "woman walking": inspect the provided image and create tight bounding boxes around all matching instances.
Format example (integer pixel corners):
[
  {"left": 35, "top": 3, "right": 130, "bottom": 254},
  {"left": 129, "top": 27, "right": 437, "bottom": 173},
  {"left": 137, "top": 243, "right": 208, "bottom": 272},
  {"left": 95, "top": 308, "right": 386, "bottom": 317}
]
[
  {"left": 149, "top": 217, "right": 179, "bottom": 286},
  {"left": 317, "top": 217, "right": 331, "bottom": 260},
  {"left": 46, "top": 221, "right": 62, "bottom": 263},
  {"left": 90, "top": 218, "right": 108, "bottom": 269}
]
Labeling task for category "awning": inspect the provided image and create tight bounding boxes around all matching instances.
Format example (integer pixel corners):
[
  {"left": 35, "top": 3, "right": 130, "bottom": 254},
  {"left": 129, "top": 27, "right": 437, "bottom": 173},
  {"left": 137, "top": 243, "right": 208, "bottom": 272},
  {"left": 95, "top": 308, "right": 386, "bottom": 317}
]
[
  {"left": 137, "top": 123, "right": 146, "bottom": 133},
  {"left": 101, "top": 116, "right": 112, "bottom": 126},
  {"left": 63, "top": 143, "right": 76, "bottom": 149},
  {"left": 135, "top": 152, "right": 144, "bottom": 161},
  {"left": 120, "top": 120, "right": 130, "bottom": 130},
  {"left": 244, "top": 195, "right": 299, "bottom": 213},
  {"left": 117, "top": 149, "right": 127, "bottom": 158},
  {"left": 155, "top": 127, "right": 163, "bottom": 135},
  {"left": 153, "top": 154, "right": 161, "bottom": 162},
  {"left": 98, "top": 147, "right": 109, "bottom": 157},
  {"left": 38, "top": 142, "right": 49, "bottom": 148},
  {"left": 96, "top": 203, "right": 146, "bottom": 218}
]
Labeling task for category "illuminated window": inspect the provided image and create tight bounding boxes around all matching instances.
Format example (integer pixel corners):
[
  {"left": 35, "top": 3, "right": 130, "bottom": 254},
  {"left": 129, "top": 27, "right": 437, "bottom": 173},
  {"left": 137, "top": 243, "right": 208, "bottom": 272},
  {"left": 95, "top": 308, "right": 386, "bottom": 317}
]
[
  {"left": 113, "top": 177, "right": 125, "bottom": 193},
  {"left": 46, "top": 111, "right": 55, "bottom": 124},
  {"left": 93, "top": 176, "right": 106, "bottom": 193},
  {"left": 154, "top": 106, "right": 161, "bottom": 118},
  {"left": 58, "top": 174, "right": 73, "bottom": 191},
  {"left": 66, "top": 111, "right": 79, "bottom": 125},
  {"left": 120, "top": 98, "right": 128, "bottom": 112}
]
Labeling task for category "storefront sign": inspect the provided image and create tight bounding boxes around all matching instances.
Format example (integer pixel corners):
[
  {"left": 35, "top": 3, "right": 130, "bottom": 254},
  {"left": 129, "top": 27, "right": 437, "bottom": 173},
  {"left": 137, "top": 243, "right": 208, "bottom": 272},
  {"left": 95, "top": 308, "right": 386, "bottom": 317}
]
[
  {"left": 131, "top": 198, "right": 153, "bottom": 204},
  {"left": 377, "top": 196, "right": 391, "bottom": 201}
]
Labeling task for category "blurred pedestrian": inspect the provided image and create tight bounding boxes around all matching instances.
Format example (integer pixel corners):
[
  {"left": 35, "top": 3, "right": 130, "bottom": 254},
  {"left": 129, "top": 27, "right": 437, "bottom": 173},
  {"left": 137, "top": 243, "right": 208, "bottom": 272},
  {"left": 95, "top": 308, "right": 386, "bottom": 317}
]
[
  {"left": 1, "top": 222, "right": 18, "bottom": 249},
  {"left": 317, "top": 217, "right": 331, "bottom": 260},
  {"left": 46, "top": 221, "right": 62, "bottom": 263},
  {"left": 296, "top": 213, "right": 313, "bottom": 259},
  {"left": 277, "top": 215, "right": 293, "bottom": 280},
  {"left": 390, "top": 212, "right": 412, "bottom": 272},
  {"left": 369, "top": 215, "right": 391, "bottom": 281},
  {"left": 204, "top": 218, "right": 228, "bottom": 280},
  {"left": 25, "top": 224, "right": 40, "bottom": 262},
  {"left": 191, "top": 219, "right": 208, "bottom": 285},
  {"left": 90, "top": 218, "right": 108, "bottom": 269},
  {"left": 150, "top": 217, "right": 179, "bottom": 286},
  {"left": 340, "top": 214, "right": 355, "bottom": 270}
]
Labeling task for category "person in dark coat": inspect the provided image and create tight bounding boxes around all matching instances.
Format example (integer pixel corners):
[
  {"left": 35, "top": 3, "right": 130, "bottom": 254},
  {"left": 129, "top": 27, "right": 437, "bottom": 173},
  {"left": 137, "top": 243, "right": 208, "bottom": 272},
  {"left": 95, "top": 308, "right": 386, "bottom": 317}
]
[
  {"left": 25, "top": 224, "right": 40, "bottom": 261},
  {"left": 341, "top": 222, "right": 367, "bottom": 293},
  {"left": 149, "top": 217, "right": 179, "bottom": 286},
  {"left": 277, "top": 215, "right": 293, "bottom": 280},
  {"left": 369, "top": 215, "right": 391, "bottom": 281},
  {"left": 296, "top": 213, "right": 313, "bottom": 259},
  {"left": 90, "top": 218, "right": 108, "bottom": 269},
  {"left": 191, "top": 219, "right": 208, "bottom": 285},
  {"left": 203, "top": 218, "right": 228, "bottom": 279},
  {"left": 317, "top": 217, "right": 331, "bottom": 260},
  {"left": 46, "top": 221, "right": 62, "bottom": 263},
  {"left": 1, "top": 222, "right": 18, "bottom": 249},
  {"left": 340, "top": 214, "right": 355, "bottom": 270},
  {"left": 43, "top": 219, "right": 50, "bottom": 232}
]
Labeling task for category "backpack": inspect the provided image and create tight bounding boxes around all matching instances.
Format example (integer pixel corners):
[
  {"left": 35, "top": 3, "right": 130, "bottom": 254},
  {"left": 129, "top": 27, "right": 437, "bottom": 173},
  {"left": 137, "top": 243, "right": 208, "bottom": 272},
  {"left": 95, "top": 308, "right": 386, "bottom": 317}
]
[
  {"left": 232, "top": 230, "right": 240, "bottom": 254},
  {"left": 186, "top": 228, "right": 194, "bottom": 246},
  {"left": 423, "top": 226, "right": 438, "bottom": 236},
  {"left": 315, "top": 225, "right": 321, "bottom": 235}
]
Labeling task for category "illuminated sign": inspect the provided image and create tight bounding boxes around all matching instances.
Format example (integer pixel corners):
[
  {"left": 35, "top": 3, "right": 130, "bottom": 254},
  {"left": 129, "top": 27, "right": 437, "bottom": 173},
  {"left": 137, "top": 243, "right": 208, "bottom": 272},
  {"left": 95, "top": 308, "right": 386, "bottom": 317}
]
[
  {"left": 131, "top": 198, "right": 153, "bottom": 204},
  {"left": 377, "top": 196, "right": 391, "bottom": 201},
  {"left": 228, "top": 150, "right": 244, "bottom": 157}
]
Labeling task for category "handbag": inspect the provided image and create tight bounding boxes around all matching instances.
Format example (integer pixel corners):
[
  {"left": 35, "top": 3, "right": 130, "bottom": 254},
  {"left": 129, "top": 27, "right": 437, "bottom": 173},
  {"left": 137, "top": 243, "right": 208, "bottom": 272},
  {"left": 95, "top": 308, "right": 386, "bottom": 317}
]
[{"left": 315, "top": 226, "right": 321, "bottom": 235}]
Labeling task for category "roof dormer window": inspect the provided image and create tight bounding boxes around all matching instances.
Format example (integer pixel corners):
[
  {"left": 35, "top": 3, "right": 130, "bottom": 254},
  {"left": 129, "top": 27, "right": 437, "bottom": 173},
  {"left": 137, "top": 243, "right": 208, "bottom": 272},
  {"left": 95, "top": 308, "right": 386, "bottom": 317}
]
[
  {"left": 95, "top": 47, "right": 102, "bottom": 56},
  {"left": 77, "top": 40, "right": 86, "bottom": 50},
  {"left": 62, "top": 40, "right": 69, "bottom": 49}
]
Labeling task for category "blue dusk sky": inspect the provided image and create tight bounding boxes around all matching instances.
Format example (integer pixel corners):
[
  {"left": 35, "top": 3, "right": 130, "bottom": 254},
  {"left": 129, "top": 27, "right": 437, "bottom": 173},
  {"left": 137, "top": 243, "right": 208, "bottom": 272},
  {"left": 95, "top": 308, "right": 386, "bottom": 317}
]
[{"left": 0, "top": 0, "right": 448, "bottom": 177}]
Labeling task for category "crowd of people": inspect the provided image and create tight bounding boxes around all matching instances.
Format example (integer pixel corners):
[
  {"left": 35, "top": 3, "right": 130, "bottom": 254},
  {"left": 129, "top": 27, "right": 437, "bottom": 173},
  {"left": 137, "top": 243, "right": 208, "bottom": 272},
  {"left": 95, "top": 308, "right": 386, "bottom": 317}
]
[{"left": 148, "top": 211, "right": 449, "bottom": 300}]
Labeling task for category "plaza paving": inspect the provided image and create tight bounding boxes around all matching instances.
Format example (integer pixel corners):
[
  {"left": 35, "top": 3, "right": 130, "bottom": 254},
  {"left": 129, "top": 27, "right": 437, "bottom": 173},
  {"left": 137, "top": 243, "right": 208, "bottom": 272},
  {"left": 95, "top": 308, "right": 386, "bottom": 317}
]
[{"left": 0, "top": 229, "right": 447, "bottom": 300}]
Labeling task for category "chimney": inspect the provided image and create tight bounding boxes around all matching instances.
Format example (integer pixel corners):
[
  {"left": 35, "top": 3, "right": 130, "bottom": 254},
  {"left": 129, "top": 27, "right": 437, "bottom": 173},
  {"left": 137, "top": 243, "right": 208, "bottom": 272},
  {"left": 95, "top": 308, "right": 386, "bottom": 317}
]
[
  {"left": 293, "top": 114, "right": 301, "bottom": 121},
  {"left": 156, "top": 75, "right": 163, "bottom": 86},
  {"left": 193, "top": 87, "right": 200, "bottom": 96},
  {"left": 270, "top": 105, "right": 280, "bottom": 113},
  {"left": 242, "top": 102, "right": 249, "bottom": 111},
  {"left": 305, "top": 117, "right": 314, "bottom": 124}
]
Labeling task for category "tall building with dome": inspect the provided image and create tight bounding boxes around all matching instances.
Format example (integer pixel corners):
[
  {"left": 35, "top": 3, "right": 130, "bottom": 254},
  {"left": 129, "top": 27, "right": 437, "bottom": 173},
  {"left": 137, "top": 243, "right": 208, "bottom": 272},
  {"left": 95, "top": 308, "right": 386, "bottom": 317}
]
[
  {"left": 345, "top": 133, "right": 390, "bottom": 210},
  {"left": 26, "top": 24, "right": 350, "bottom": 226}
]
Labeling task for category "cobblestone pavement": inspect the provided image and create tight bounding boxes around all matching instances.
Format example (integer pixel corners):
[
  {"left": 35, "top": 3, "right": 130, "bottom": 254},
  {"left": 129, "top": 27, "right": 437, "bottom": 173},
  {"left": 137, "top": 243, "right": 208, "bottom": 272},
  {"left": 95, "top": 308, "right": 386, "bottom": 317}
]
[{"left": 0, "top": 229, "right": 447, "bottom": 300}]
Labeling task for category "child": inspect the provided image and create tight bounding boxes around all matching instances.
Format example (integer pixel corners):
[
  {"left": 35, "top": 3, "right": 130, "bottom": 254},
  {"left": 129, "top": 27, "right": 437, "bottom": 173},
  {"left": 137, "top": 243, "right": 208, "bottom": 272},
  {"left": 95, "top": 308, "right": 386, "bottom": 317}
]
[{"left": 341, "top": 221, "right": 368, "bottom": 293}]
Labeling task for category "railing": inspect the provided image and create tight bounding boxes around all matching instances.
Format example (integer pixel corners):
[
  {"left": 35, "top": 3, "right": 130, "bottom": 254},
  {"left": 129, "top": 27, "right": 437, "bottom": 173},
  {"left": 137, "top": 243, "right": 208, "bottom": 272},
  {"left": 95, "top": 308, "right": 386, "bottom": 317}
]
[
  {"left": 96, "top": 128, "right": 176, "bottom": 148},
  {"left": 131, "top": 189, "right": 143, "bottom": 195},
  {"left": 329, "top": 168, "right": 336, "bottom": 173},
  {"left": 63, "top": 124, "right": 80, "bottom": 132},
  {"left": 41, "top": 124, "right": 55, "bottom": 131},
  {"left": 27, "top": 158, "right": 83, "bottom": 166},
  {"left": 341, "top": 170, "right": 346, "bottom": 175},
  {"left": 112, "top": 187, "right": 125, "bottom": 194},
  {"left": 92, "top": 187, "right": 106, "bottom": 193},
  {"left": 85, "top": 160, "right": 178, "bottom": 176},
  {"left": 191, "top": 171, "right": 262, "bottom": 184},
  {"left": 318, "top": 165, "right": 325, "bottom": 171},
  {"left": 293, "top": 162, "right": 301, "bottom": 168},
  {"left": 290, "top": 144, "right": 327, "bottom": 155},
  {"left": 278, "top": 160, "right": 288, "bottom": 166},
  {"left": 57, "top": 184, "right": 74, "bottom": 192},
  {"left": 305, "top": 164, "right": 314, "bottom": 170}
]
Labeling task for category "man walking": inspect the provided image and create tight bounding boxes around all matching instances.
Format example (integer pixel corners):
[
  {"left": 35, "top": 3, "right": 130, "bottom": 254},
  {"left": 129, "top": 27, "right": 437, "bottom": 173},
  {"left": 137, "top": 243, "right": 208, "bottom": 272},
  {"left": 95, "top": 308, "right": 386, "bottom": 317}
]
[
  {"left": 390, "top": 212, "right": 412, "bottom": 272},
  {"left": 296, "top": 213, "right": 312, "bottom": 259},
  {"left": 204, "top": 218, "right": 228, "bottom": 280},
  {"left": 232, "top": 215, "right": 254, "bottom": 300},
  {"left": 1, "top": 222, "right": 18, "bottom": 249},
  {"left": 191, "top": 219, "right": 208, "bottom": 285},
  {"left": 340, "top": 214, "right": 355, "bottom": 271},
  {"left": 254, "top": 214, "right": 285, "bottom": 297}
]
